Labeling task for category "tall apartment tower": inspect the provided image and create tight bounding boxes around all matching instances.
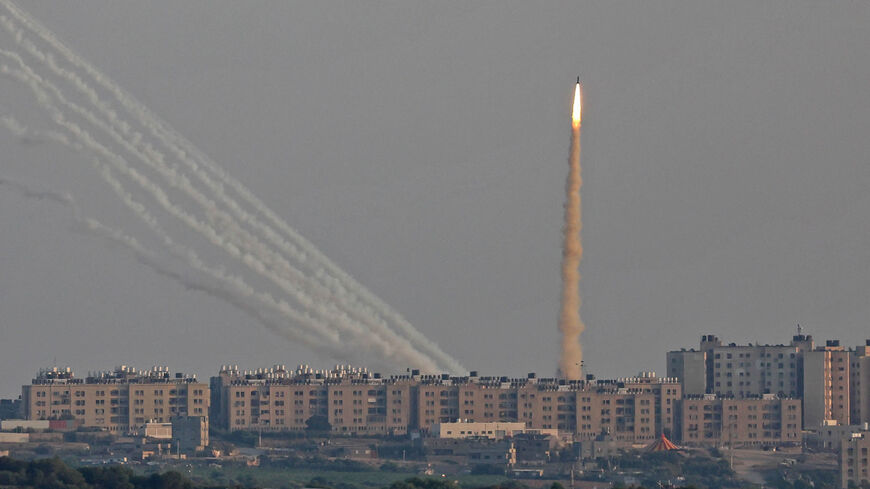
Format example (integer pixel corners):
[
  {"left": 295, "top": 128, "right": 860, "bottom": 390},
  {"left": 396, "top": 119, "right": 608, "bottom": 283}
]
[
  {"left": 669, "top": 334, "right": 814, "bottom": 399},
  {"left": 803, "top": 341, "right": 851, "bottom": 428},
  {"left": 699, "top": 334, "right": 723, "bottom": 393},
  {"left": 850, "top": 341, "right": 870, "bottom": 425},
  {"left": 667, "top": 350, "right": 707, "bottom": 396}
]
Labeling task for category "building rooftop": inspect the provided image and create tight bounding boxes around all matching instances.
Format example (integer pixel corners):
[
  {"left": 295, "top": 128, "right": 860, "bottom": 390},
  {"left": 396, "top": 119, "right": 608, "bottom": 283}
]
[{"left": 32, "top": 365, "right": 199, "bottom": 385}]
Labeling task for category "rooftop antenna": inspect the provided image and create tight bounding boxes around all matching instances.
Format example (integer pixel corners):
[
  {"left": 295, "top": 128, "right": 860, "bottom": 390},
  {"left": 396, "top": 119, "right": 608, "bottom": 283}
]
[{"left": 797, "top": 324, "right": 802, "bottom": 336}]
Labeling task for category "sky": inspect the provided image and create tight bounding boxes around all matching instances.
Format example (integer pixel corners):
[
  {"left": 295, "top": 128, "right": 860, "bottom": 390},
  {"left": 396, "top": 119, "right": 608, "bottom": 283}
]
[{"left": 1, "top": 1, "right": 869, "bottom": 398}]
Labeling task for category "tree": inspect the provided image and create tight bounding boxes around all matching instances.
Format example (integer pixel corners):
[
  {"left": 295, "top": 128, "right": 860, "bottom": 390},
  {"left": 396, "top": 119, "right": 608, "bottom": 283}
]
[{"left": 305, "top": 415, "right": 331, "bottom": 432}]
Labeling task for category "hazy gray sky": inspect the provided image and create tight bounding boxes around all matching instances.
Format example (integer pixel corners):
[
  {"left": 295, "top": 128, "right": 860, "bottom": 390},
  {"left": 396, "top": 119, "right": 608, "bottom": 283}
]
[{"left": 1, "top": 1, "right": 869, "bottom": 397}]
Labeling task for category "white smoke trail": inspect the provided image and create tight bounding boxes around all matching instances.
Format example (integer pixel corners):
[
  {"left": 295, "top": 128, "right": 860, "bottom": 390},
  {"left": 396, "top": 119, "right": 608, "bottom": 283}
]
[
  {"left": 0, "top": 52, "right": 450, "bottom": 370},
  {"left": 0, "top": 111, "right": 452, "bottom": 372},
  {"left": 0, "top": 176, "right": 341, "bottom": 355},
  {"left": 0, "top": 4, "right": 464, "bottom": 373},
  {"left": 0, "top": 1, "right": 464, "bottom": 374}
]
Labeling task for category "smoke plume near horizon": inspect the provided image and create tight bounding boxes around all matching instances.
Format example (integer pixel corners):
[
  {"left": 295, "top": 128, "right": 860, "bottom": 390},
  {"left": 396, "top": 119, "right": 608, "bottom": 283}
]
[{"left": 558, "top": 82, "right": 585, "bottom": 380}]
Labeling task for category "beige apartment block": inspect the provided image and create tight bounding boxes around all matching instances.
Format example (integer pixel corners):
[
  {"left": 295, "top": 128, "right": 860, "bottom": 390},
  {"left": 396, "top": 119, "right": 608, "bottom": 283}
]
[
  {"left": 212, "top": 366, "right": 679, "bottom": 446},
  {"left": 622, "top": 374, "right": 682, "bottom": 438},
  {"left": 804, "top": 342, "right": 851, "bottom": 428},
  {"left": 575, "top": 391, "right": 657, "bottom": 443},
  {"left": 841, "top": 432, "right": 870, "bottom": 489},
  {"left": 709, "top": 343, "right": 801, "bottom": 398},
  {"left": 23, "top": 366, "right": 208, "bottom": 434},
  {"left": 457, "top": 382, "right": 499, "bottom": 424},
  {"left": 214, "top": 365, "right": 414, "bottom": 435},
  {"left": 673, "top": 334, "right": 814, "bottom": 399},
  {"left": 517, "top": 382, "right": 577, "bottom": 432},
  {"left": 416, "top": 380, "right": 460, "bottom": 429},
  {"left": 681, "top": 395, "right": 801, "bottom": 447}
]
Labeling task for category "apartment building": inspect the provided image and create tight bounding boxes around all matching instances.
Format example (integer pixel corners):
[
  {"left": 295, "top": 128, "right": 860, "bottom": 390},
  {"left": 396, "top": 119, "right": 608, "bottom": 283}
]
[
  {"left": 841, "top": 432, "right": 870, "bottom": 489},
  {"left": 211, "top": 366, "right": 680, "bottom": 445},
  {"left": 850, "top": 341, "right": 870, "bottom": 425},
  {"left": 517, "top": 379, "right": 578, "bottom": 432},
  {"left": 622, "top": 374, "right": 682, "bottom": 438},
  {"left": 681, "top": 395, "right": 801, "bottom": 447},
  {"left": 667, "top": 350, "right": 706, "bottom": 396},
  {"left": 671, "top": 335, "right": 808, "bottom": 398},
  {"left": 670, "top": 334, "right": 870, "bottom": 431},
  {"left": 804, "top": 341, "right": 851, "bottom": 428},
  {"left": 457, "top": 377, "right": 505, "bottom": 424},
  {"left": 213, "top": 365, "right": 415, "bottom": 435},
  {"left": 22, "top": 366, "right": 208, "bottom": 433}
]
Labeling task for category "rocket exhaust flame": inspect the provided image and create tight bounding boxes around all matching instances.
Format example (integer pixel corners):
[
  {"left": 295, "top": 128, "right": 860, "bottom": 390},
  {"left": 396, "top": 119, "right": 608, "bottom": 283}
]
[
  {"left": 559, "top": 80, "right": 585, "bottom": 380},
  {"left": 572, "top": 82, "right": 581, "bottom": 128}
]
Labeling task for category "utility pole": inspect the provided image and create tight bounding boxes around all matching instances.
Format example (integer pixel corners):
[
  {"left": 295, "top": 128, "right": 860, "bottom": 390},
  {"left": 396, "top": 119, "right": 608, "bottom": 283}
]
[{"left": 728, "top": 422, "right": 734, "bottom": 470}]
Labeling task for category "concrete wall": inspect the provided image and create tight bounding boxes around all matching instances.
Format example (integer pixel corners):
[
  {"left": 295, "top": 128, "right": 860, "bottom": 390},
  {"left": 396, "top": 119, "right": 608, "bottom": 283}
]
[
  {"left": 1, "top": 419, "right": 49, "bottom": 431},
  {"left": 0, "top": 432, "right": 29, "bottom": 443}
]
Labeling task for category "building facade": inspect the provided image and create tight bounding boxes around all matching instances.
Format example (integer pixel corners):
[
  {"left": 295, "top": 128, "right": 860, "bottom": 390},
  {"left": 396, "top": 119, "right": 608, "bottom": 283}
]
[
  {"left": 841, "top": 432, "right": 870, "bottom": 489},
  {"left": 804, "top": 342, "right": 851, "bottom": 428},
  {"left": 681, "top": 395, "right": 801, "bottom": 447},
  {"left": 850, "top": 342, "right": 870, "bottom": 426},
  {"left": 670, "top": 335, "right": 810, "bottom": 398},
  {"left": 671, "top": 334, "right": 870, "bottom": 431},
  {"left": 211, "top": 366, "right": 680, "bottom": 444},
  {"left": 22, "top": 366, "right": 208, "bottom": 433},
  {"left": 667, "top": 350, "right": 706, "bottom": 396}
]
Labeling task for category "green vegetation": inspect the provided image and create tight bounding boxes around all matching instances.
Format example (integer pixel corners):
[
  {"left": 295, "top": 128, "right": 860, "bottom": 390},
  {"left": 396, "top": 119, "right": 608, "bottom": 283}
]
[
  {"left": 183, "top": 463, "right": 508, "bottom": 489},
  {"left": 765, "top": 468, "right": 838, "bottom": 489},
  {"left": 0, "top": 456, "right": 214, "bottom": 489},
  {"left": 598, "top": 451, "right": 740, "bottom": 489},
  {"left": 0, "top": 456, "right": 512, "bottom": 489}
]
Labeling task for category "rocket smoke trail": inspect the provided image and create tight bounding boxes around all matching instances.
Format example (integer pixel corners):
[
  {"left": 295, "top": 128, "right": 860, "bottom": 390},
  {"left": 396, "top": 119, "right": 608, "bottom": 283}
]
[
  {"left": 0, "top": 1, "right": 465, "bottom": 374},
  {"left": 559, "top": 81, "right": 584, "bottom": 380}
]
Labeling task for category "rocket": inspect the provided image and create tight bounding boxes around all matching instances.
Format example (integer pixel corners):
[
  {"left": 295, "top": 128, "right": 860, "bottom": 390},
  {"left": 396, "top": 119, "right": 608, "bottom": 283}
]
[{"left": 572, "top": 78, "right": 582, "bottom": 128}]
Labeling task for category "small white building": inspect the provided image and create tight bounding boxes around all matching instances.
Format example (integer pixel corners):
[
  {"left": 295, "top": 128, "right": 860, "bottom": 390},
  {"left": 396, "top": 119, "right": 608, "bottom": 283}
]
[
  {"left": 143, "top": 422, "right": 172, "bottom": 439},
  {"left": 432, "top": 421, "right": 527, "bottom": 440}
]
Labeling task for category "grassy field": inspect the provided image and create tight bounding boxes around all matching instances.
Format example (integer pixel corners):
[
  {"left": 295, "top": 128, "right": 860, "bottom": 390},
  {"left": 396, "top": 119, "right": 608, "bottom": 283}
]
[{"left": 156, "top": 465, "right": 509, "bottom": 489}]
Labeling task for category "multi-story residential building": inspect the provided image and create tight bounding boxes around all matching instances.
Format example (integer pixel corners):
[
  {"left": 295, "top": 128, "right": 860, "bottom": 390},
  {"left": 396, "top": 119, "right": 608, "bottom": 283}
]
[
  {"left": 22, "top": 366, "right": 208, "bottom": 434},
  {"left": 841, "top": 431, "right": 870, "bottom": 489},
  {"left": 670, "top": 334, "right": 870, "bottom": 430},
  {"left": 850, "top": 341, "right": 870, "bottom": 426},
  {"left": 210, "top": 366, "right": 680, "bottom": 445},
  {"left": 576, "top": 389, "right": 657, "bottom": 443},
  {"left": 672, "top": 335, "right": 809, "bottom": 398},
  {"left": 623, "top": 373, "right": 682, "bottom": 438},
  {"left": 517, "top": 378, "right": 578, "bottom": 432},
  {"left": 417, "top": 376, "right": 461, "bottom": 428},
  {"left": 807, "top": 420, "right": 870, "bottom": 452},
  {"left": 457, "top": 375, "right": 504, "bottom": 424},
  {"left": 667, "top": 350, "right": 706, "bottom": 396},
  {"left": 804, "top": 341, "right": 851, "bottom": 428},
  {"left": 212, "top": 365, "right": 415, "bottom": 435},
  {"left": 681, "top": 395, "right": 801, "bottom": 447}
]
